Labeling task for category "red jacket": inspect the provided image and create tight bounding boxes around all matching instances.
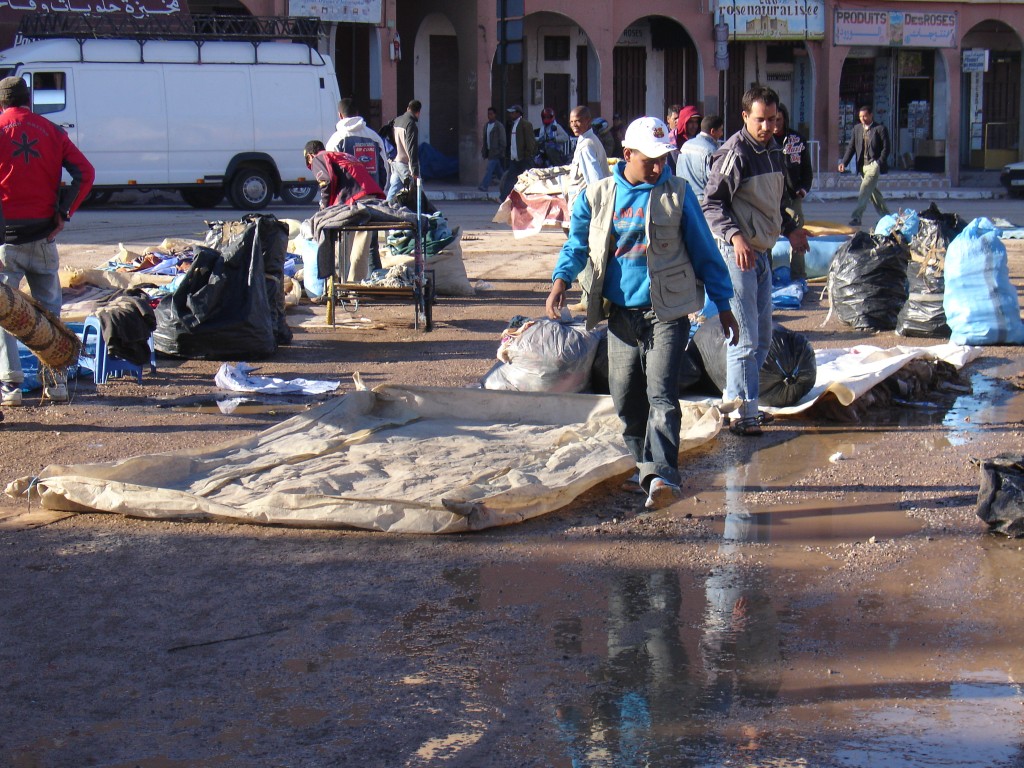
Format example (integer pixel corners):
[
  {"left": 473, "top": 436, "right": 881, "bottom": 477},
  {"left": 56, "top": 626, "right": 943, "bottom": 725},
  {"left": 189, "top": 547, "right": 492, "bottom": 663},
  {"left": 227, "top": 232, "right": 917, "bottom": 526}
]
[
  {"left": 0, "top": 106, "right": 94, "bottom": 243},
  {"left": 310, "top": 150, "right": 384, "bottom": 210}
]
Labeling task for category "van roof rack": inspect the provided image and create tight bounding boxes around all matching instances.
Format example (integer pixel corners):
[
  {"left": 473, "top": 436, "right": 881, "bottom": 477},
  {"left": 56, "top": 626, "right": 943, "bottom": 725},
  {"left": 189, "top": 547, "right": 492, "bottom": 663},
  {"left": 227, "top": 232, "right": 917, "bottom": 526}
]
[{"left": 16, "top": 14, "right": 322, "bottom": 47}]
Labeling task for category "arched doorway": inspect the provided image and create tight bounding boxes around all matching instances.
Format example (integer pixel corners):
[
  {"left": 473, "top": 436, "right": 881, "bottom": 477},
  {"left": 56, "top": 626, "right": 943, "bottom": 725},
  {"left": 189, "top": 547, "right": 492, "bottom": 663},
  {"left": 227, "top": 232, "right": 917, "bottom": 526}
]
[
  {"left": 960, "top": 20, "right": 1022, "bottom": 169},
  {"left": 413, "top": 13, "right": 458, "bottom": 158},
  {"left": 614, "top": 17, "right": 699, "bottom": 124}
]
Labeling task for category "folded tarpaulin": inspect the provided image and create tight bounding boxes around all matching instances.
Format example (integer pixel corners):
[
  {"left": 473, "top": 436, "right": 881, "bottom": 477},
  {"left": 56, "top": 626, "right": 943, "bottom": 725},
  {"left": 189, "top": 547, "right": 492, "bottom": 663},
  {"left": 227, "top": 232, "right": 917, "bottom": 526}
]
[
  {"left": 6, "top": 386, "right": 723, "bottom": 533},
  {"left": 764, "top": 342, "right": 980, "bottom": 415}
]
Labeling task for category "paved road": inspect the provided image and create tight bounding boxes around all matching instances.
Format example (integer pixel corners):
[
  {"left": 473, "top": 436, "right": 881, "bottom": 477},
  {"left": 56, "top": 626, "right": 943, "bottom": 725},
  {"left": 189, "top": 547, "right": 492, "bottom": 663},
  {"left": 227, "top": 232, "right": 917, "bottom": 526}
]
[{"left": 58, "top": 193, "right": 1022, "bottom": 257}]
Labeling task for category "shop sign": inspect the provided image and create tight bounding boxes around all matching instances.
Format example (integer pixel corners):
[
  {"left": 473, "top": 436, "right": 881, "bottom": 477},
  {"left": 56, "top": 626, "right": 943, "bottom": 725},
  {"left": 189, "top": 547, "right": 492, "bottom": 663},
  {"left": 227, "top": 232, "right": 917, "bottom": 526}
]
[
  {"left": 616, "top": 23, "right": 649, "bottom": 47},
  {"left": 288, "top": 0, "right": 381, "bottom": 23},
  {"left": 714, "top": 0, "right": 825, "bottom": 40},
  {"left": 0, "top": 0, "right": 179, "bottom": 14},
  {"left": 962, "top": 48, "right": 989, "bottom": 72},
  {"left": 833, "top": 9, "right": 957, "bottom": 48}
]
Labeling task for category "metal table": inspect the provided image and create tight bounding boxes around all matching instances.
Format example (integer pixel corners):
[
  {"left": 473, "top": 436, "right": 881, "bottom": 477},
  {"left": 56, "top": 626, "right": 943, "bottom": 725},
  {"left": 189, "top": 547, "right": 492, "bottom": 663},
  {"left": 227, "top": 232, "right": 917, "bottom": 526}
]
[{"left": 322, "top": 220, "right": 433, "bottom": 331}]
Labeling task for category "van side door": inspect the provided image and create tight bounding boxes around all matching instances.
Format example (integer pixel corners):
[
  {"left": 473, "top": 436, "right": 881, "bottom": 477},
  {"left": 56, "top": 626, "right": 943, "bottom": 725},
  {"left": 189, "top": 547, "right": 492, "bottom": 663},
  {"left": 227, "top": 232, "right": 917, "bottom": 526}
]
[{"left": 23, "top": 68, "right": 78, "bottom": 145}]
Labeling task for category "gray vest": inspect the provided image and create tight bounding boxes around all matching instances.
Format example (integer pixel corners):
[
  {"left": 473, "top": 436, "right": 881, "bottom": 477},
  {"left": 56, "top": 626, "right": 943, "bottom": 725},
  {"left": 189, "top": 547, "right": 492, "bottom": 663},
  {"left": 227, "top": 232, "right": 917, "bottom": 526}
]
[{"left": 580, "top": 175, "right": 703, "bottom": 330}]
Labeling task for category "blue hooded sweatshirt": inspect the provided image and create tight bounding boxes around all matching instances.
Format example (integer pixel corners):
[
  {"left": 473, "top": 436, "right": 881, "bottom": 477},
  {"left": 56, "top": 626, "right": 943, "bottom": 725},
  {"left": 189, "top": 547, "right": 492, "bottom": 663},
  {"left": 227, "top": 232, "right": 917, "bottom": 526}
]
[{"left": 552, "top": 160, "right": 733, "bottom": 313}]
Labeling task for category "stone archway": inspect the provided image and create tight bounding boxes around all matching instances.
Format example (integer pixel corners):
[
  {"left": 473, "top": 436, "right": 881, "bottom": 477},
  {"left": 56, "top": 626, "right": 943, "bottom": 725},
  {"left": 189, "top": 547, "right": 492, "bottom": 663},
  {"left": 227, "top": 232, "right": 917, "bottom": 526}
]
[{"left": 613, "top": 16, "right": 699, "bottom": 124}]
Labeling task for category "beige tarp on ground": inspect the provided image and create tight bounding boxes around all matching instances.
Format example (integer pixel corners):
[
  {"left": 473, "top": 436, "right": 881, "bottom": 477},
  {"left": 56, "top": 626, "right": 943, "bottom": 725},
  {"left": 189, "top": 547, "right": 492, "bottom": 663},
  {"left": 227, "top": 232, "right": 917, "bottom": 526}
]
[
  {"left": 5, "top": 344, "right": 980, "bottom": 533},
  {"left": 7, "top": 386, "right": 724, "bottom": 533}
]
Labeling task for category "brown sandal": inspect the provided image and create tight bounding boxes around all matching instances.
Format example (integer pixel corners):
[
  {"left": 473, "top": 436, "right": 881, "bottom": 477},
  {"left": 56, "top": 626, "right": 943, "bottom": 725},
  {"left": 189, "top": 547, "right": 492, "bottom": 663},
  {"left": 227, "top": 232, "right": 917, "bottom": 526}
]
[{"left": 729, "top": 417, "right": 763, "bottom": 437}]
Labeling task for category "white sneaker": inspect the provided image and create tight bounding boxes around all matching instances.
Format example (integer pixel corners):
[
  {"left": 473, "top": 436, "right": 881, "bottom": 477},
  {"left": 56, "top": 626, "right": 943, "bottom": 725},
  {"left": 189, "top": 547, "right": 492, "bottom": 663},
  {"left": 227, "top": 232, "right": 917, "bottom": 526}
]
[
  {"left": 42, "top": 383, "right": 69, "bottom": 402},
  {"left": 1, "top": 383, "right": 22, "bottom": 406},
  {"left": 645, "top": 477, "right": 682, "bottom": 510}
]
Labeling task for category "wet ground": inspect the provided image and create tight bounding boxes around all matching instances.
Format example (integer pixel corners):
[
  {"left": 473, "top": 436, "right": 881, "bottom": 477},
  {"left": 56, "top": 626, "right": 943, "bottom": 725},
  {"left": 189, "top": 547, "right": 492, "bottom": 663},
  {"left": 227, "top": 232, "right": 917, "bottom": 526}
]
[{"left": 1, "top": 199, "right": 1023, "bottom": 766}]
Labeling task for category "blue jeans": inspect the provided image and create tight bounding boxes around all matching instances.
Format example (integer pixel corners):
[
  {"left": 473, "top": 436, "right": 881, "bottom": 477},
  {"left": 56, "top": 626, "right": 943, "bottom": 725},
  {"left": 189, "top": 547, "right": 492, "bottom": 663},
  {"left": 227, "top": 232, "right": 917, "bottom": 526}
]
[
  {"left": 720, "top": 243, "right": 773, "bottom": 420},
  {"left": 0, "top": 238, "right": 63, "bottom": 386},
  {"left": 386, "top": 160, "right": 412, "bottom": 201},
  {"left": 607, "top": 305, "right": 690, "bottom": 488},
  {"left": 479, "top": 157, "right": 504, "bottom": 190}
]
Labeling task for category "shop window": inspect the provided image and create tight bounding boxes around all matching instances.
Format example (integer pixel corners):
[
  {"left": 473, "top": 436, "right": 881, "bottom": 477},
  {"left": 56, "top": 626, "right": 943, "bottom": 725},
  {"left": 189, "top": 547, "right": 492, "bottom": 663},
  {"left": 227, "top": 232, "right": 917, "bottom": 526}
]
[
  {"left": 766, "top": 44, "right": 794, "bottom": 64},
  {"left": 544, "top": 36, "right": 570, "bottom": 61}
]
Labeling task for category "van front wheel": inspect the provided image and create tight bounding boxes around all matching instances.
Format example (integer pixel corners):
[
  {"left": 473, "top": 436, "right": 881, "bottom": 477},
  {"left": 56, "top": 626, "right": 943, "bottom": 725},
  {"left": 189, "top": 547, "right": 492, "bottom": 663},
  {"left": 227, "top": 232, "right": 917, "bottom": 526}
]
[{"left": 229, "top": 166, "right": 273, "bottom": 210}]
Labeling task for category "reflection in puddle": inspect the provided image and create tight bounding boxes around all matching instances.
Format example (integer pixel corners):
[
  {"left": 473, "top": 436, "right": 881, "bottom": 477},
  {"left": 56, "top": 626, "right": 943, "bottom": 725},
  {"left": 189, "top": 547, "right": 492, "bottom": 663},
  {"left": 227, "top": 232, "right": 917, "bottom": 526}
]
[
  {"left": 858, "top": 370, "right": 1024, "bottom": 447},
  {"left": 833, "top": 674, "right": 1024, "bottom": 767},
  {"left": 161, "top": 397, "right": 315, "bottom": 416}
]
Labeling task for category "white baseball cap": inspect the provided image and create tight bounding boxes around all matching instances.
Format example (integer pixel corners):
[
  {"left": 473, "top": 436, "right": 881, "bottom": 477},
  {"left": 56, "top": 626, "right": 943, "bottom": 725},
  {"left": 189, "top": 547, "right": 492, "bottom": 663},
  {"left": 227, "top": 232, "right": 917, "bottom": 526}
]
[{"left": 622, "top": 116, "right": 674, "bottom": 158}]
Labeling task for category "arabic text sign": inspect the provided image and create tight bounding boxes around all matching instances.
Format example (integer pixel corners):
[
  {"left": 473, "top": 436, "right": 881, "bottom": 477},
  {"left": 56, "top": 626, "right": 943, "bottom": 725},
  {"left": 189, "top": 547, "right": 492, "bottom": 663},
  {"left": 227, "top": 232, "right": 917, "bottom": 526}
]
[
  {"left": 833, "top": 9, "right": 957, "bottom": 48},
  {"left": 1, "top": 0, "right": 179, "bottom": 15},
  {"left": 718, "top": 0, "right": 825, "bottom": 40},
  {"left": 287, "top": 0, "right": 381, "bottom": 24}
]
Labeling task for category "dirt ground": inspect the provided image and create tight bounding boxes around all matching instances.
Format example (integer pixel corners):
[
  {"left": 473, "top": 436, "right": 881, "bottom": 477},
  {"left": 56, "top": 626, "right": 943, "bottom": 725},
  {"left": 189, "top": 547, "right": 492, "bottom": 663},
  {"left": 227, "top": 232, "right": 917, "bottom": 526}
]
[{"left": 1, "top": 204, "right": 1023, "bottom": 767}]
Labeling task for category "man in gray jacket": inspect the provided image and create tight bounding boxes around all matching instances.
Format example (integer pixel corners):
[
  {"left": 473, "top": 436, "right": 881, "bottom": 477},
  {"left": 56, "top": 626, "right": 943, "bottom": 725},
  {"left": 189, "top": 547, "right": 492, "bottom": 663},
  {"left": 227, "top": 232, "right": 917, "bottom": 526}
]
[{"left": 703, "top": 86, "right": 808, "bottom": 436}]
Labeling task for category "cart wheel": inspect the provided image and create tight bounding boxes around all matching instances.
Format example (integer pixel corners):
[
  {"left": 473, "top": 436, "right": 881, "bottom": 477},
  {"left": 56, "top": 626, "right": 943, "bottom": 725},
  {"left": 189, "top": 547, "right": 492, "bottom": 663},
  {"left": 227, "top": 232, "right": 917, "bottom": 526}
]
[{"left": 423, "top": 277, "right": 434, "bottom": 332}]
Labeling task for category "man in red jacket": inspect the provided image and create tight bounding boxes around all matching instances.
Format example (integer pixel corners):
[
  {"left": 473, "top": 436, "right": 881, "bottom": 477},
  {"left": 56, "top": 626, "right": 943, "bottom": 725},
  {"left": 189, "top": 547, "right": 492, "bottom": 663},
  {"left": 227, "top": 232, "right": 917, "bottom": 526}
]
[
  {"left": 303, "top": 140, "right": 385, "bottom": 282},
  {"left": 0, "top": 76, "right": 94, "bottom": 406}
]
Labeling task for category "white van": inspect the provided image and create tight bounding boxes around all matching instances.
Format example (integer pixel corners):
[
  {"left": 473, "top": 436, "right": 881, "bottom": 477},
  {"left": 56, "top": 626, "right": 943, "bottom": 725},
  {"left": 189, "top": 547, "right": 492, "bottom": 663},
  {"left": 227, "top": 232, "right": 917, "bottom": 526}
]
[{"left": 0, "top": 31, "right": 340, "bottom": 209}]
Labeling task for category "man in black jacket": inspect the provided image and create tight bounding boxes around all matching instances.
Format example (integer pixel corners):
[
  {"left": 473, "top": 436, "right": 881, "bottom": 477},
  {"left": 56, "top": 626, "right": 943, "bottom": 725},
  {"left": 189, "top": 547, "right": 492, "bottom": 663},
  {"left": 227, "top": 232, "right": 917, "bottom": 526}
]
[{"left": 838, "top": 105, "right": 891, "bottom": 227}]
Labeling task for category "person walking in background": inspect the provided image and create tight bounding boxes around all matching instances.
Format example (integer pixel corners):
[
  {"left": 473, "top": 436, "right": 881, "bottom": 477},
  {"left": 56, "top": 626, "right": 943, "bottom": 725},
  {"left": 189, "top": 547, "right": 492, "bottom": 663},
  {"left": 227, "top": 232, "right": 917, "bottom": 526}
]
[
  {"left": 385, "top": 99, "right": 421, "bottom": 201},
  {"left": 536, "top": 107, "right": 570, "bottom": 167},
  {"left": 563, "top": 105, "right": 610, "bottom": 209},
  {"left": 0, "top": 75, "right": 94, "bottom": 406},
  {"left": 703, "top": 85, "right": 809, "bottom": 437},
  {"left": 326, "top": 98, "right": 390, "bottom": 271},
  {"left": 500, "top": 104, "right": 536, "bottom": 201},
  {"left": 774, "top": 104, "right": 813, "bottom": 230},
  {"left": 675, "top": 114, "right": 724, "bottom": 204},
  {"left": 545, "top": 116, "right": 738, "bottom": 510},
  {"left": 478, "top": 106, "right": 507, "bottom": 194},
  {"left": 838, "top": 105, "right": 891, "bottom": 227}
]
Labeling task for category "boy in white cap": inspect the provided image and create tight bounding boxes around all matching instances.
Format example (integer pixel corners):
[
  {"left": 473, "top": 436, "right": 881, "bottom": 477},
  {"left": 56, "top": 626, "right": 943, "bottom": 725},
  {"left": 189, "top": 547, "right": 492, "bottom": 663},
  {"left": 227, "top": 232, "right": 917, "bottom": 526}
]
[{"left": 546, "top": 116, "right": 738, "bottom": 510}]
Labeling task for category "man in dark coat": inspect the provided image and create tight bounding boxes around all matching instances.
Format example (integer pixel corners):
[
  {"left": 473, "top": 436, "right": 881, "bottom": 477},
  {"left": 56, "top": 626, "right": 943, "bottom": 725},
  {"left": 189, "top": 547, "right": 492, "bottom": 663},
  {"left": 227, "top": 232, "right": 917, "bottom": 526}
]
[{"left": 838, "top": 105, "right": 891, "bottom": 227}]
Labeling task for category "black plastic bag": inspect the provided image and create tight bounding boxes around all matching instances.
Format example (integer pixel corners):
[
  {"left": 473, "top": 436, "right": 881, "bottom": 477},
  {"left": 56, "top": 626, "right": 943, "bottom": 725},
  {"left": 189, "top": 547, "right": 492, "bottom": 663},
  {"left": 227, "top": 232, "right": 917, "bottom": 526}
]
[
  {"left": 692, "top": 322, "right": 816, "bottom": 407},
  {"left": 153, "top": 241, "right": 277, "bottom": 360},
  {"left": 206, "top": 214, "right": 292, "bottom": 346},
  {"left": 975, "top": 454, "right": 1024, "bottom": 538},
  {"left": 897, "top": 217, "right": 951, "bottom": 338},
  {"left": 829, "top": 231, "right": 909, "bottom": 331},
  {"left": 758, "top": 325, "right": 817, "bottom": 407}
]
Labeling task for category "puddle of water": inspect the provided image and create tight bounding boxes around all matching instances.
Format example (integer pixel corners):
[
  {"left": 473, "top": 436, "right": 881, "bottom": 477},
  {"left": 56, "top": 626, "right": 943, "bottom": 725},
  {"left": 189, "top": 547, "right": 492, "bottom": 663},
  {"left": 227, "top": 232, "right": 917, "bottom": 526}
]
[
  {"left": 160, "top": 397, "right": 314, "bottom": 416},
  {"left": 429, "top": 538, "right": 1024, "bottom": 766},
  {"left": 857, "top": 370, "right": 1024, "bottom": 447},
  {"left": 695, "top": 443, "right": 924, "bottom": 545},
  {"left": 831, "top": 674, "right": 1024, "bottom": 767}
]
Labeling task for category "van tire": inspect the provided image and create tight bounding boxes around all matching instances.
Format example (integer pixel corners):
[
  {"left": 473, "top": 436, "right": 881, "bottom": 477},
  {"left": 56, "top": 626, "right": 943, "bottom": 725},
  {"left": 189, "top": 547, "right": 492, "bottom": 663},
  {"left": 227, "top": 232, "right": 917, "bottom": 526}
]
[
  {"left": 180, "top": 187, "right": 225, "bottom": 208},
  {"left": 229, "top": 166, "right": 274, "bottom": 210},
  {"left": 280, "top": 184, "right": 318, "bottom": 205},
  {"left": 83, "top": 189, "right": 114, "bottom": 207}
]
